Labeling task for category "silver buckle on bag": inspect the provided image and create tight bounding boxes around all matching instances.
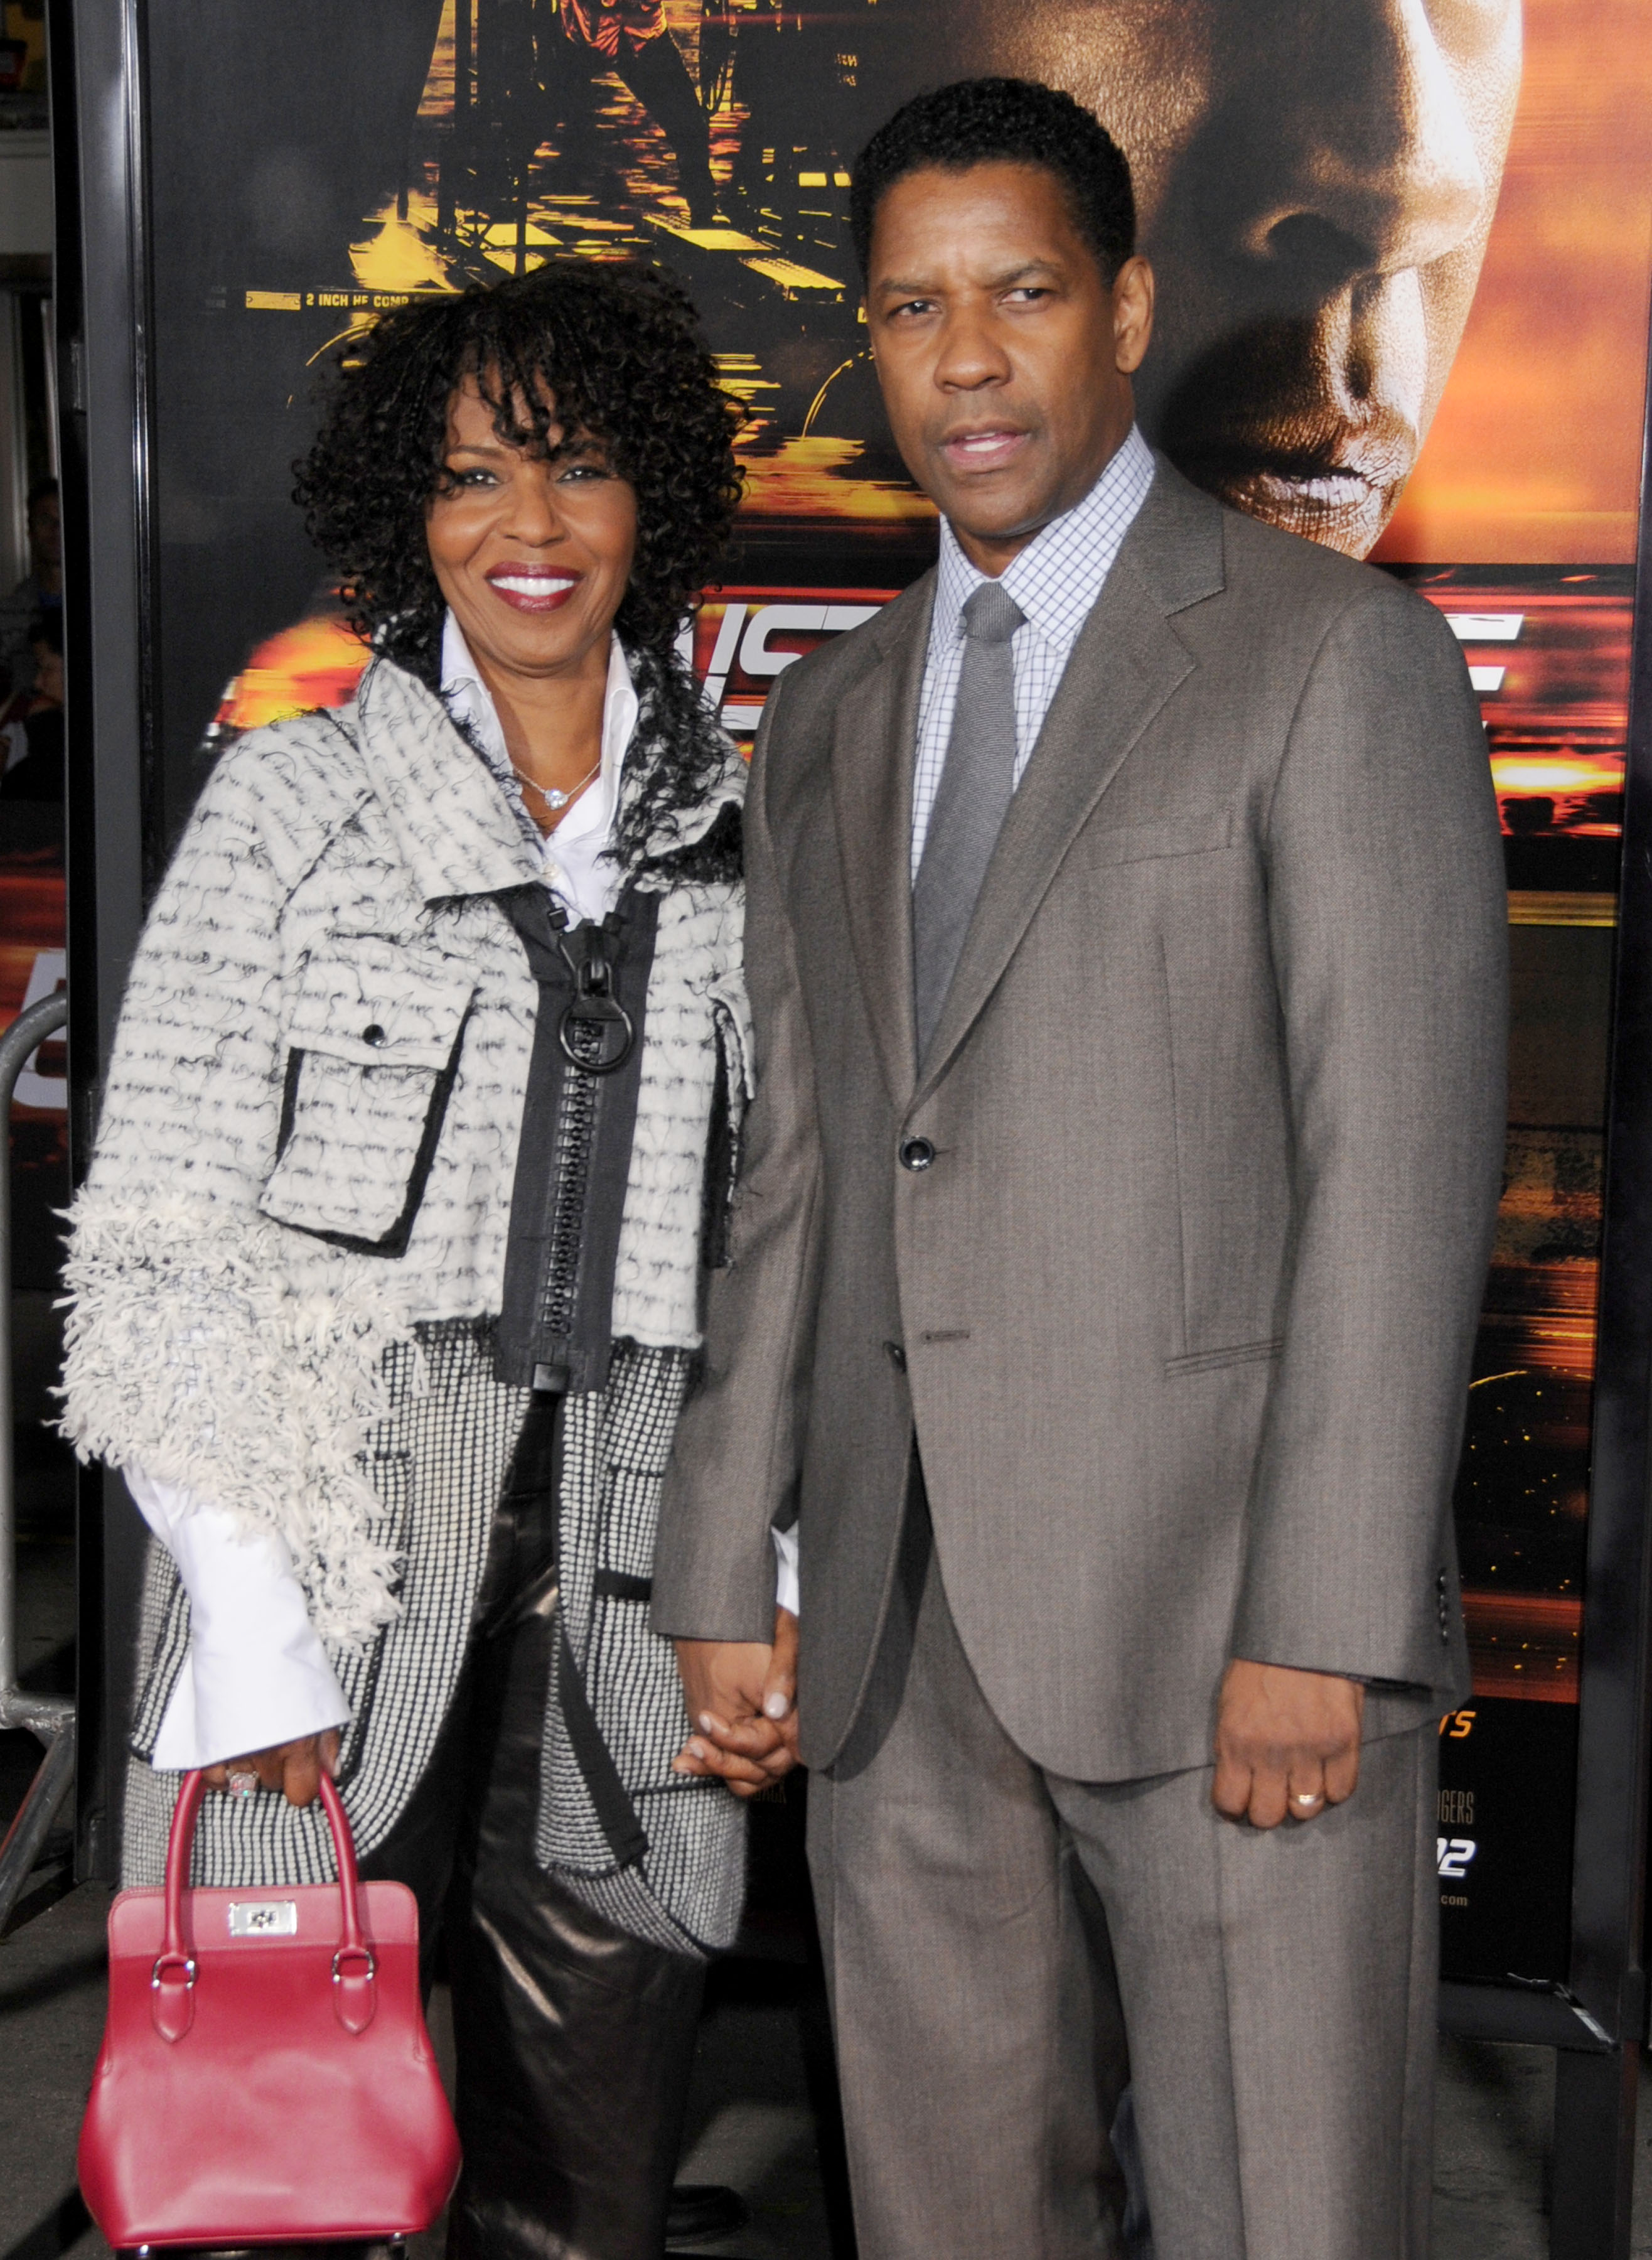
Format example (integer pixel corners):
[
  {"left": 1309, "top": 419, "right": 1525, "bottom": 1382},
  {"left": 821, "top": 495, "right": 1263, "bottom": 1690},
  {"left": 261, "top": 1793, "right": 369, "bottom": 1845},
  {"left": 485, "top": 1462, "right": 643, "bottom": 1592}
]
[
  {"left": 228, "top": 1899, "right": 298, "bottom": 1937},
  {"left": 151, "top": 1953, "right": 196, "bottom": 1988},
  {"left": 332, "top": 1945, "right": 376, "bottom": 1983}
]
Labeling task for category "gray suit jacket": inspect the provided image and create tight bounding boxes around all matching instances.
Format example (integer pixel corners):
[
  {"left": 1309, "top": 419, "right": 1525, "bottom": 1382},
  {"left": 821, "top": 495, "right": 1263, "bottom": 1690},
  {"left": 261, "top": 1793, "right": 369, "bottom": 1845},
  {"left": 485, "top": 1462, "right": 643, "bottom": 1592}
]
[{"left": 655, "top": 460, "right": 1507, "bottom": 1782}]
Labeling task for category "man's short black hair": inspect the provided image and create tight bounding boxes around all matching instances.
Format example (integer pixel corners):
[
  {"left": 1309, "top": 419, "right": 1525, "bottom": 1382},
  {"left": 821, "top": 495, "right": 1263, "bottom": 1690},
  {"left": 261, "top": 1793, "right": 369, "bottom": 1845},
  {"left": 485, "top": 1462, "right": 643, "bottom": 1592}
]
[{"left": 850, "top": 77, "right": 1136, "bottom": 284}]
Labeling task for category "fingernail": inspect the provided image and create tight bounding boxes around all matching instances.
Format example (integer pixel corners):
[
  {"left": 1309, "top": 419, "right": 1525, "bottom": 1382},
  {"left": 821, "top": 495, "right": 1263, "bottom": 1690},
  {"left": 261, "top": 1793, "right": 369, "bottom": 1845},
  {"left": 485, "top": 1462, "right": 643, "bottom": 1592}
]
[
  {"left": 688, "top": 1740, "right": 707, "bottom": 1761},
  {"left": 698, "top": 1713, "right": 716, "bottom": 1733},
  {"left": 763, "top": 1693, "right": 789, "bottom": 1719}
]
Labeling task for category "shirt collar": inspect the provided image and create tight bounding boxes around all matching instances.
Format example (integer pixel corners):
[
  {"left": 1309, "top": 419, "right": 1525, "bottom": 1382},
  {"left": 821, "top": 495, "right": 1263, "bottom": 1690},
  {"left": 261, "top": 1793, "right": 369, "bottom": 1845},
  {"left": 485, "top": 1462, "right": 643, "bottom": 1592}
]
[
  {"left": 934, "top": 423, "right": 1157, "bottom": 651},
  {"left": 438, "top": 609, "right": 638, "bottom": 853}
]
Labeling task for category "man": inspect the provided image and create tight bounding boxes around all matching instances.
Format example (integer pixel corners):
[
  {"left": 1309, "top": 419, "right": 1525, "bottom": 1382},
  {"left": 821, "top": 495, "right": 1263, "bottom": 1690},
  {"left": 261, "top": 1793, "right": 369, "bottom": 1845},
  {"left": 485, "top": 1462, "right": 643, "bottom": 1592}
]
[
  {"left": 799, "top": 0, "right": 1521, "bottom": 556},
  {"left": 542, "top": 0, "right": 717, "bottom": 229},
  {"left": 657, "top": 75, "right": 1507, "bottom": 2259}
]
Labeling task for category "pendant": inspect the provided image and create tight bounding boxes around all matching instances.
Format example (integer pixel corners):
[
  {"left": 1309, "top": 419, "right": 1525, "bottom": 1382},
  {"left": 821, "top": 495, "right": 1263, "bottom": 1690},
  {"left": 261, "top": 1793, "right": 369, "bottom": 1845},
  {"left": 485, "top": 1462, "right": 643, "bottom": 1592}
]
[{"left": 544, "top": 786, "right": 570, "bottom": 809}]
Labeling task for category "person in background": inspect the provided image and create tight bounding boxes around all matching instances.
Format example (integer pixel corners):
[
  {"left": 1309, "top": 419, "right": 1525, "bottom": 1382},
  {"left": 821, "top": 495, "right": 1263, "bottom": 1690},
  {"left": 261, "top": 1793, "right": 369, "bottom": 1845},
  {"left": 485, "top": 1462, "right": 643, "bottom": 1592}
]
[
  {"left": 546, "top": 0, "right": 717, "bottom": 229},
  {"left": 60, "top": 261, "right": 778, "bottom": 2260},
  {"left": 0, "top": 480, "right": 62, "bottom": 704},
  {"left": 1, "top": 611, "right": 64, "bottom": 801}
]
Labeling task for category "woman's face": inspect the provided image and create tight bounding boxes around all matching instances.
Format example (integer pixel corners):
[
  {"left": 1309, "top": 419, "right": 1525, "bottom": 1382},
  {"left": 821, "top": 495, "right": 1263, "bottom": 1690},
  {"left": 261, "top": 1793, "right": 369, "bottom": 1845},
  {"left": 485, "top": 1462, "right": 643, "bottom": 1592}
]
[{"left": 426, "top": 374, "right": 638, "bottom": 681}]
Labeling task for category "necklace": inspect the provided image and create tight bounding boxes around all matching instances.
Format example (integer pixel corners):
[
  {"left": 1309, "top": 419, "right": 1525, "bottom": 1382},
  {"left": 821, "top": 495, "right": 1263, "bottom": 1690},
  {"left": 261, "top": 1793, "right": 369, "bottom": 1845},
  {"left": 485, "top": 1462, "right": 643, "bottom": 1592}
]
[{"left": 514, "top": 754, "right": 601, "bottom": 814}]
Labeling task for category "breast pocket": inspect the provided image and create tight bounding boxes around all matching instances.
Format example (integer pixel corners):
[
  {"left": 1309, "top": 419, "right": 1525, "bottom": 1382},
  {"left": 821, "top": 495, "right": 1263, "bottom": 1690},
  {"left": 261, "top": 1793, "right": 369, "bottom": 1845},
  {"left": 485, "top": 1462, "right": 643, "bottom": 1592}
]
[
  {"left": 259, "top": 942, "right": 476, "bottom": 1256},
  {"left": 1080, "top": 809, "right": 1236, "bottom": 870}
]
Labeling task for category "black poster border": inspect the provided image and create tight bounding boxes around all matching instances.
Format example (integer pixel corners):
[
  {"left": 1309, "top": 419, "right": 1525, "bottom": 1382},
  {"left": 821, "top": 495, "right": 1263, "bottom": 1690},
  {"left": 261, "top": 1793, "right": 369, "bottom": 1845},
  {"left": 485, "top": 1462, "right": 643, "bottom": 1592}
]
[{"left": 50, "top": 0, "right": 151, "bottom": 1891}]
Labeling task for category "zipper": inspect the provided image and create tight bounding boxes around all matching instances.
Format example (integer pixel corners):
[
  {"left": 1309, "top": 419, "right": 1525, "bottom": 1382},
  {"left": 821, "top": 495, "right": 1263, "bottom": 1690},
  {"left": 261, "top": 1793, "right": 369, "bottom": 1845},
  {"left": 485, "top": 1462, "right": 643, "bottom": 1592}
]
[{"left": 535, "top": 913, "right": 636, "bottom": 1372}]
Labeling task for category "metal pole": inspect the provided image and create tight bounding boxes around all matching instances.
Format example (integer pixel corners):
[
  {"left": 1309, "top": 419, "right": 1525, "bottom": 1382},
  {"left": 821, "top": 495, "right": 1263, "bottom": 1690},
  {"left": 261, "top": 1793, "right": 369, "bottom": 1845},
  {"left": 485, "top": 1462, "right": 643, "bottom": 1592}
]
[{"left": 0, "top": 993, "right": 73, "bottom": 1930}]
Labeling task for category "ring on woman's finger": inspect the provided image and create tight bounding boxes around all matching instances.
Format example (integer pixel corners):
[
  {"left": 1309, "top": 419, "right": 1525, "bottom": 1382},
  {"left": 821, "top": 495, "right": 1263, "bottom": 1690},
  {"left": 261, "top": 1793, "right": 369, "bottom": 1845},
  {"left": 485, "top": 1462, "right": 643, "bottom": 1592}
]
[
  {"left": 226, "top": 1770, "right": 259, "bottom": 1799},
  {"left": 1292, "top": 1790, "right": 1322, "bottom": 1809}
]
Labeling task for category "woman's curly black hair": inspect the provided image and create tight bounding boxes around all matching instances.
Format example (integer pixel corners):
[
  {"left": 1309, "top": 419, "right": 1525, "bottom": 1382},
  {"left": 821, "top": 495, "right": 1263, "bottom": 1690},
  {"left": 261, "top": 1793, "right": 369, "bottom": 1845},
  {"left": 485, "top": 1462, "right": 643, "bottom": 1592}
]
[{"left": 294, "top": 260, "right": 744, "bottom": 876}]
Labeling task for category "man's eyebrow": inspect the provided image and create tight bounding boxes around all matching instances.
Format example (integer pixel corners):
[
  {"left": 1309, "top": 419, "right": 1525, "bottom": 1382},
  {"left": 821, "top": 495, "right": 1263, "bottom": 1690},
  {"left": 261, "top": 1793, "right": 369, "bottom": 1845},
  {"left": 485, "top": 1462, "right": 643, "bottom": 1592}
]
[{"left": 872, "top": 259, "right": 1063, "bottom": 298}]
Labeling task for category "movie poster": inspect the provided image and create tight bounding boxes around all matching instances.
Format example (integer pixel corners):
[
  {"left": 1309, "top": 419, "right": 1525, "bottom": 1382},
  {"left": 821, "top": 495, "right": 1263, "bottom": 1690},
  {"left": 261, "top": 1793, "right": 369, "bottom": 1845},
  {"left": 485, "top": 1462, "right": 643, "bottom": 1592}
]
[{"left": 137, "top": 0, "right": 1652, "bottom": 1987}]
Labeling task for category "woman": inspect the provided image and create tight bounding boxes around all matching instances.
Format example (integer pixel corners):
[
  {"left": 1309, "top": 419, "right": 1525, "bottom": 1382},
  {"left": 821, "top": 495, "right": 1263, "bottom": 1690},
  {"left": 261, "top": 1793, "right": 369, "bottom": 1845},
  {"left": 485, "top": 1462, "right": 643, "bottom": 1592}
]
[{"left": 60, "top": 261, "right": 790, "bottom": 2257}]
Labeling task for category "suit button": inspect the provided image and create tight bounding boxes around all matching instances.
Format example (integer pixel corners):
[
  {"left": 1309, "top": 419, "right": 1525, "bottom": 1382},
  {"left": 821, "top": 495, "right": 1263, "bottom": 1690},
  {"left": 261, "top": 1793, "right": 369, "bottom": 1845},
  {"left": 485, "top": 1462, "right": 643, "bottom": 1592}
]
[
  {"left": 363, "top": 1023, "right": 387, "bottom": 1047},
  {"left": 884, "top": 1340, "right": 907, "bottom": 1372},
  {"left": 899, "top": 1136, "right": 935, "bottom": 1171}
]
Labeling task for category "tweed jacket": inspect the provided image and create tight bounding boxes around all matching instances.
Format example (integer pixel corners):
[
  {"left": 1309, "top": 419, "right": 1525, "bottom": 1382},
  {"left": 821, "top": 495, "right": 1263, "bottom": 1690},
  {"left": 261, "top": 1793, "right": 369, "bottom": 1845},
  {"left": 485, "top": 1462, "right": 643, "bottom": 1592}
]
[
  {"left": 62, "top": 654, "right": 749, "bottom": 1642},
  {"left": 61, "top": 655, "right": 753, "bottom": 1952},
  {"left": 654, "top": 461, "right": 1508, "bottom": 1783}
]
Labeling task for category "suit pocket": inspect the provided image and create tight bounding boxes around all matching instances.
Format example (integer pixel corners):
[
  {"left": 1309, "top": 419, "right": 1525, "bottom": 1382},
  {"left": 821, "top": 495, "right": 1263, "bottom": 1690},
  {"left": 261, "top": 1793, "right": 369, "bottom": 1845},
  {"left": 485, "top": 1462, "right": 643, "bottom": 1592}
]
[
  {"left": 1081, "top": 809, "right": 1235, "bottom": 869},
  {"left": 259, "top": 941, "right": 476, "bottom": 1256},
  {"left": 1164, "top": 1336, "right": 1283, "bottom": 1378}
]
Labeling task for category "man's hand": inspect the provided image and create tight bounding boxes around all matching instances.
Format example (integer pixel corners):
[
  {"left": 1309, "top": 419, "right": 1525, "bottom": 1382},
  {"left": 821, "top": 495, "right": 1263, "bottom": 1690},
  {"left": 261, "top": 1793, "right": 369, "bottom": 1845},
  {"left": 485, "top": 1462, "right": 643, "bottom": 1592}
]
[
  {"left": 1212, "top": 1660, "right": 1363, "bottom": 1829},
  {"left": 672, "top": 1608, "right": 800, "bottom": 1800},
  {"left": 204, "top": 1729, "right": 340, "bottom": 1809}
]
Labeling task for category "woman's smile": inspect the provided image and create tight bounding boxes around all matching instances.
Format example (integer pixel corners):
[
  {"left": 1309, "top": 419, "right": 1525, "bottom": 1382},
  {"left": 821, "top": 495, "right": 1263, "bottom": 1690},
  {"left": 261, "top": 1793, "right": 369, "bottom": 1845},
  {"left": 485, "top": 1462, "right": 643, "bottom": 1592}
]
[{"left": 485, "top": 564, "right": 582, "bottom": 613}]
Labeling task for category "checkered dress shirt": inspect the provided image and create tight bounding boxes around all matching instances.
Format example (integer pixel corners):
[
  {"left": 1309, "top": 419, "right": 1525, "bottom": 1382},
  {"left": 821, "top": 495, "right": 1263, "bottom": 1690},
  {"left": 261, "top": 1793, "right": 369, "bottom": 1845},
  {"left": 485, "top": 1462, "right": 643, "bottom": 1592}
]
[{"left": 911, "top": 424, "right": 1157, "bottom": 878}]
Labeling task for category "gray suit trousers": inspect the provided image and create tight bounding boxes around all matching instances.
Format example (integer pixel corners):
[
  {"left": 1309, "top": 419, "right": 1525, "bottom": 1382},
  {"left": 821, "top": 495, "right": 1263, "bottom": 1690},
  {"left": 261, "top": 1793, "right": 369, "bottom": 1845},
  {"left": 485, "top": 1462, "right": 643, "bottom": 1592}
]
[{"left": 807, "top": 1479, "right": 1439, "bottom": 2260}]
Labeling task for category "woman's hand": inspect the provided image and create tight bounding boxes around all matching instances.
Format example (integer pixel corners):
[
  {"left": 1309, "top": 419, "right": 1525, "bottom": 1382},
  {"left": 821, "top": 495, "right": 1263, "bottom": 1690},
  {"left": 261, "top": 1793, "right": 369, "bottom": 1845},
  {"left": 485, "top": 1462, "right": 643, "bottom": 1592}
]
[
  {"left": 672, "top": 1608, "right": 800, "bottom": 1799},
  {"left": 204, "top": 1729, "right": 340, "bottom": 1809}
]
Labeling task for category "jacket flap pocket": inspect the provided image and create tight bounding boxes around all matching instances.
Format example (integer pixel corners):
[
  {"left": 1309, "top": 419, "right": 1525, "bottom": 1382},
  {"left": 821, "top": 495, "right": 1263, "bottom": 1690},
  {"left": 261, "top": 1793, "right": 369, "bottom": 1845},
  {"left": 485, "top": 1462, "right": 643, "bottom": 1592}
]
[
  {"left": 1165, "top": 1336, "right": 1283, "bottom": 1378},
  {"left": 1083, "top": 810, "right": 1235, "bottom": 869},
  {"left": 286, "top": 941, "right": 476, "bottom": 1069}
]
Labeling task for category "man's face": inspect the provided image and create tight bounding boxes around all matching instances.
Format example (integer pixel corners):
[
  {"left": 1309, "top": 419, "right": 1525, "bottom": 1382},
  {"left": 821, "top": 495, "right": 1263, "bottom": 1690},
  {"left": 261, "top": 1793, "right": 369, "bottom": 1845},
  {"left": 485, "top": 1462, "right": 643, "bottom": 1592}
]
[
  {"left": 866, "top": 163, "right": 1153, "bottom": 573},
  {"left": 875, "top": 0, "right": 1521, "bottom": 555}
]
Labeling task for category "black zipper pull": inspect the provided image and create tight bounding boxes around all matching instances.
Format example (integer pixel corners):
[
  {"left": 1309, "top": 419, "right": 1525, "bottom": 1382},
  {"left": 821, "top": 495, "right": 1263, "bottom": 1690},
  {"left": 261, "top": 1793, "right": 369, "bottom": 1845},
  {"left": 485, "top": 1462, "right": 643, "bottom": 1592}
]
[{"left": 555, "top": 918, "right": 635, "bottom": 1074}]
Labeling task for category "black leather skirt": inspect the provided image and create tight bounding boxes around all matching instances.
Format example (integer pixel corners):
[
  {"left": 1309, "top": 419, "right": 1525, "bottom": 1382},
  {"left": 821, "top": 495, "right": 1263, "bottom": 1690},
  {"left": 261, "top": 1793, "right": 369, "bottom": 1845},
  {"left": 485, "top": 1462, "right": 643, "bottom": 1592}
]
[{"left": 359, "top": 1394, "right": 705, "bottom": 2260}]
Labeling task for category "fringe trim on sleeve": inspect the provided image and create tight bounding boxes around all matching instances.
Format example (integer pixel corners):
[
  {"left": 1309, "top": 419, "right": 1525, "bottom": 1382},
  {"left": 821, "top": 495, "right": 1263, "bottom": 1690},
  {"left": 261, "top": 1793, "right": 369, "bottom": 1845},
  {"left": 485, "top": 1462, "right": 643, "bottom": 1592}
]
[{"left": 57, "top": 1189, "right": 418, "bottom": 1645}]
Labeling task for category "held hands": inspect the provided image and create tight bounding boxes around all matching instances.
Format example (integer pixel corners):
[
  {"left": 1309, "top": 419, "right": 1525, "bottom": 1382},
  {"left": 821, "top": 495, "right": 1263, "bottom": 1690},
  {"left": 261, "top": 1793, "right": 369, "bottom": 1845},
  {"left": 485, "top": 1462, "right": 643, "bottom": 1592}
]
[
  {"left": 672, "top": 1607, "right": 800, "bottom": 1799},
  {"left": 205, "top": 1729, "right": 340, "bottom": 1810},
  {"left": 1212, "top": 1659, "right": 1364, "bottom": 1828}
]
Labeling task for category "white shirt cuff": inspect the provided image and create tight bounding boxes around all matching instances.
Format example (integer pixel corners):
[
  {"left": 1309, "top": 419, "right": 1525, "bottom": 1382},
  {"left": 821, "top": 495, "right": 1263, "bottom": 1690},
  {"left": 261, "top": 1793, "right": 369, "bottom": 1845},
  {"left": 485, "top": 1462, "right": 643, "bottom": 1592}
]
[
  {"left": 772, "top": 1523, "right": 799, "bottom": 1618},
  {"left": 127, "top": 1470, "right": 351, "bottom": 1770}
]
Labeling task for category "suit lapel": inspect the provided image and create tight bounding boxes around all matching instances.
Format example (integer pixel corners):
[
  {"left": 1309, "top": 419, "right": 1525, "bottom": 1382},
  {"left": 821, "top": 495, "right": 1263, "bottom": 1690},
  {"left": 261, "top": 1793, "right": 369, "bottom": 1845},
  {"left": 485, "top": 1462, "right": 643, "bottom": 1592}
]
[
  {"left": 829, "top": 577, "right": 935, "bottom": 1106},
  {"left": 914, "top": 541, "right": 1200, "bottom": 1102}
]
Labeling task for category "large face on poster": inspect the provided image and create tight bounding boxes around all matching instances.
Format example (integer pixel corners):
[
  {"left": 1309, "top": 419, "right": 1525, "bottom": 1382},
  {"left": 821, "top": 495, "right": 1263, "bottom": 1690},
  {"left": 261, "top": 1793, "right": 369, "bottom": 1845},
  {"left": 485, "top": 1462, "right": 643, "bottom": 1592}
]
[{"left": 141, "top": 0, "right": 1652, "bottom": 1986}]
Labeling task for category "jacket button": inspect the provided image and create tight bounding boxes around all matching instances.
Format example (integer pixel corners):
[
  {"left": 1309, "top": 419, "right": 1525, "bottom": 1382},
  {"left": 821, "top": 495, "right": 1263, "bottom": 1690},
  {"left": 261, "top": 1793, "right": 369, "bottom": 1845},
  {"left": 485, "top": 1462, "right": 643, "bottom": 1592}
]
[
  {"left": 884, "top": 1340, "right": 907, "bottom": 1372},
  {"left": 363, "top": 1023, "right": 387, "bottom": 1047},
  {"left": 899, "top": 1136, "right": 935, "bottom": 1171}
]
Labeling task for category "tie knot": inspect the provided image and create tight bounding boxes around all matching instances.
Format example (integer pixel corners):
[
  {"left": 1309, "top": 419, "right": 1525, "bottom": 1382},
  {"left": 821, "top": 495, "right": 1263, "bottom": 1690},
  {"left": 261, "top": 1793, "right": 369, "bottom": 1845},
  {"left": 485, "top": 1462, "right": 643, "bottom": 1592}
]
[{"left": 960, "top": 580, "right": 1024, "bottom": 647}]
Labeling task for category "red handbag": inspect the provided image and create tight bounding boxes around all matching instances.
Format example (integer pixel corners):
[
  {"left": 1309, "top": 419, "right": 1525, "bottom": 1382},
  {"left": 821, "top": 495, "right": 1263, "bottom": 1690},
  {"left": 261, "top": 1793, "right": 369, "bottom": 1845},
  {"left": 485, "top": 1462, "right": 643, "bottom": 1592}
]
[{"left": 78, "top": 1768, "right": 461, "bottom": 2249}]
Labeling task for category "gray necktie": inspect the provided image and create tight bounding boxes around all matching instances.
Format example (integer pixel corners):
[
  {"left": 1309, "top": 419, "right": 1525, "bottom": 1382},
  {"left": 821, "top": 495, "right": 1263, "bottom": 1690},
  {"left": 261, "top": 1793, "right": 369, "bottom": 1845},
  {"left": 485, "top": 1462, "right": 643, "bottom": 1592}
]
[{"left": 912, "top": 579, "right": 1025, "bottom": 1062}]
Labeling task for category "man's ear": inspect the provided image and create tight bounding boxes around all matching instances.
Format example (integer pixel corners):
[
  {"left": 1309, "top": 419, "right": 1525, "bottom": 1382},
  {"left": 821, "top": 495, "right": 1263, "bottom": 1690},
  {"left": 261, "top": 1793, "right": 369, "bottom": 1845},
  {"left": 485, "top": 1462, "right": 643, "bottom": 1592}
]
[{"left": 1113, "top": 256, "right": 1155, "bottom": 376}]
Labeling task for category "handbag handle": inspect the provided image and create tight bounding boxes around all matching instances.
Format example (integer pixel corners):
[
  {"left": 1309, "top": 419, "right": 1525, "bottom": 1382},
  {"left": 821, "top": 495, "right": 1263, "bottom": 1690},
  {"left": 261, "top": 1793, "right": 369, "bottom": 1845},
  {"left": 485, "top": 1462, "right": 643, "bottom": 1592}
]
[{"left": 154, "top": 1768, "right": 376, "bottom": 2040}]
